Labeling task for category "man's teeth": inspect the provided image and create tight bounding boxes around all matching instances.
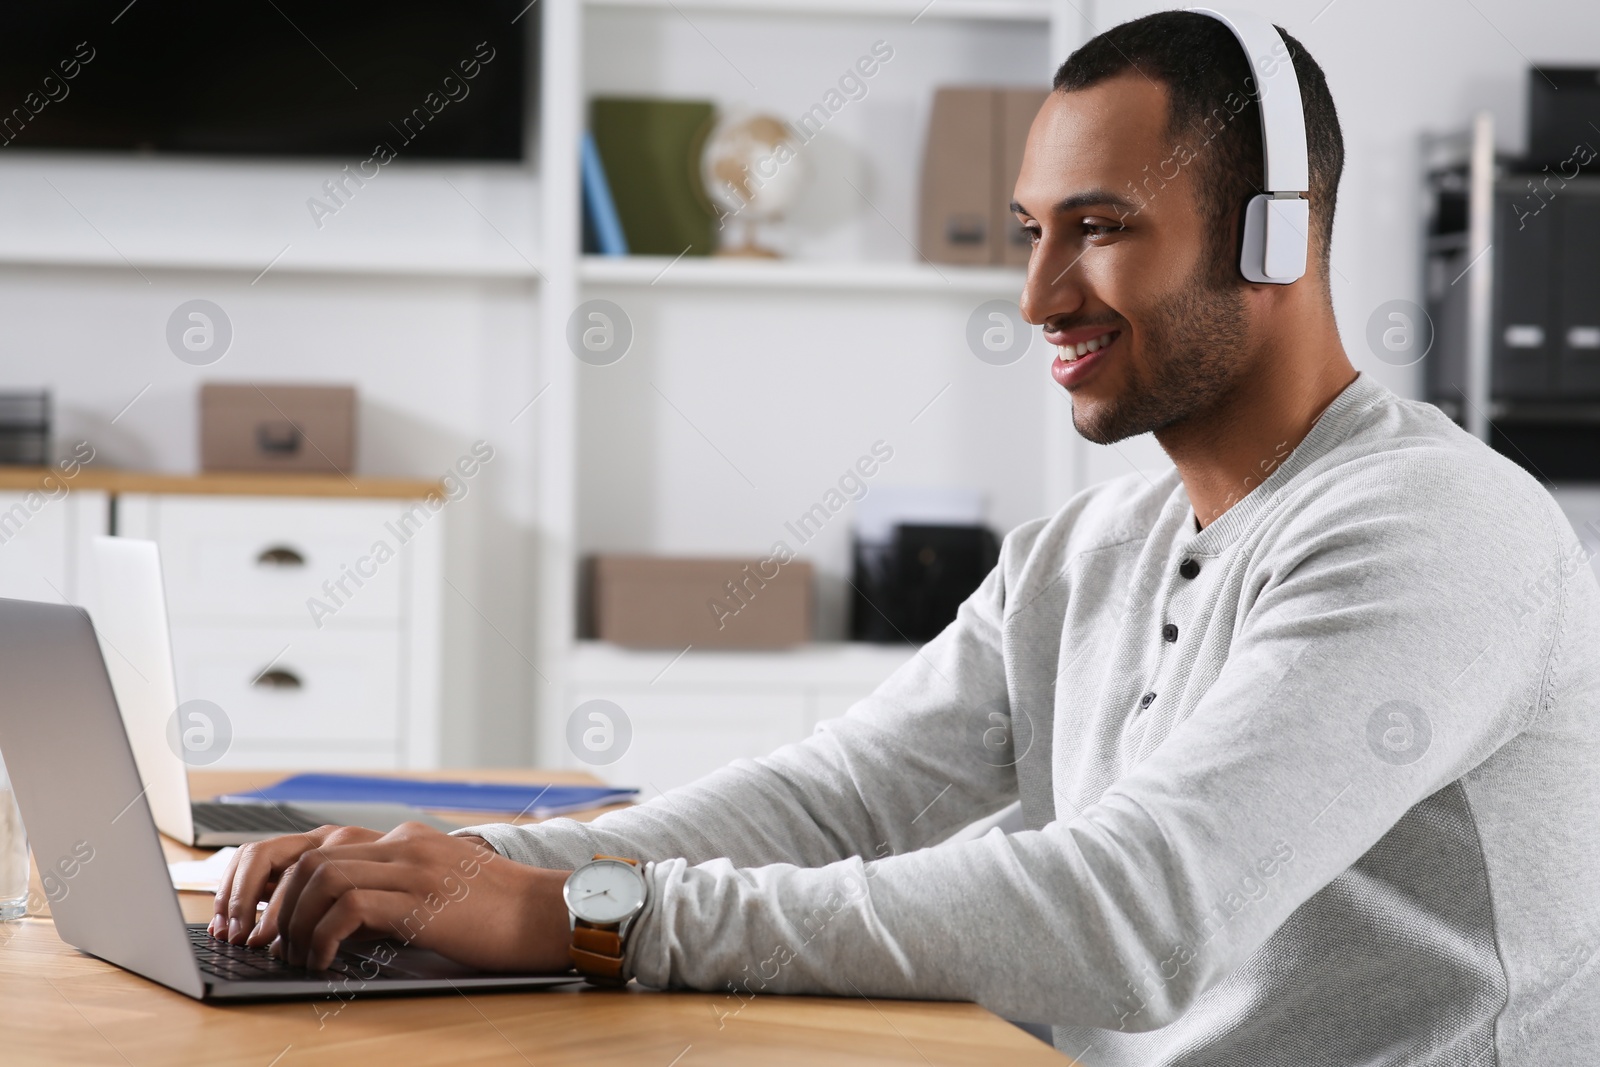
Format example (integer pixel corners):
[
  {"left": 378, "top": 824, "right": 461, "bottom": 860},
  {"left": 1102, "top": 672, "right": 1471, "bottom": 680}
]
[{"left": 1060, "top": 330, "right": 1118, "bottom": 362}]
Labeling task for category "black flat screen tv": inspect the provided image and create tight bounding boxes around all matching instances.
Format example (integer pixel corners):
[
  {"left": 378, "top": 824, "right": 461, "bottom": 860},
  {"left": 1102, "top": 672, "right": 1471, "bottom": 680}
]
[{"left": 0, "top": 1, "right": 529, "bottom": 160}]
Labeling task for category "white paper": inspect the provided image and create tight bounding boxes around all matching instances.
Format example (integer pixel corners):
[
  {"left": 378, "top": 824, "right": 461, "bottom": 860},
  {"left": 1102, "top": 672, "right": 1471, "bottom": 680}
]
[{"left": 168, "top": 846, "right": 237, "bottom": 893}]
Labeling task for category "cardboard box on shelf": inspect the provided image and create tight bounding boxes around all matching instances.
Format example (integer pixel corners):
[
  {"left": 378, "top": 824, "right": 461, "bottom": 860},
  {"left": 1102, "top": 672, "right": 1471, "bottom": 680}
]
[
  {"left": 589, "top": 555, "right": 813, "bottom": 650},
  {"left": 997, "top": 87, "right": 1051, "bottom": 267},
  {"left": 919, "top": 86, "right": 1051, "bottom": 267},
  {"left": 199, "top": 383, "right": 356, "bottom": 474}
]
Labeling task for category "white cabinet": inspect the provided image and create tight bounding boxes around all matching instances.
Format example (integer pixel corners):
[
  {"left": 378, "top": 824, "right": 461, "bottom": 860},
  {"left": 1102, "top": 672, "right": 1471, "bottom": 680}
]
[
  {"left": 0, "top": 485, "right": 107, "bottom": 604},
  {"left": 117, "top": 489, "right": 443, "bottom": 770},
  {"left": 0, "top": 474, "right": 442, "bottom": 770},
  {"left": 560, "top": 642, "right": 916, "bottom": 794}
]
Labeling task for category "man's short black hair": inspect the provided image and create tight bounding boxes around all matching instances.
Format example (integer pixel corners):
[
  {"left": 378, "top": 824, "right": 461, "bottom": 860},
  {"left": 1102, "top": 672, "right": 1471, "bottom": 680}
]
[{"left": 1053, "top": 11, "right": 1344, "bottom": 289}]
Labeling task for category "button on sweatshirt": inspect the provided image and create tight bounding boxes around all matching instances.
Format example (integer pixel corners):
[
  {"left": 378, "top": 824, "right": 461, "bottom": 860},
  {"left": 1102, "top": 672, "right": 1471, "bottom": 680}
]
[{"left": 463, "top": 373, "right": 1600, "bottom": 1064}]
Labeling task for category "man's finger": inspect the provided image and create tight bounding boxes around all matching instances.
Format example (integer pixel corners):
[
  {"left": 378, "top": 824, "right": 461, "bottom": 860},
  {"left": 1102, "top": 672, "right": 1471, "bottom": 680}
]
[
  {"left": 245, "top": 877, "right": 285, "bottom": 947},
  {"left": 304, "top": 889, "right": 415, "bottom": 973},
  {"left": 230, "top": 827, "right": 382, "bottom": 941},
  {"left": 269, "top": 841, "right": 401, "bottom": 958},
  {"left": 280, "top": 857, "right": 422, "bottom": 962},
  {"left": 222, "top": 835, "right": 318, "bottom": 942},
  {"left": 210, "top": 843, "right": 249, "bottom": 937}
]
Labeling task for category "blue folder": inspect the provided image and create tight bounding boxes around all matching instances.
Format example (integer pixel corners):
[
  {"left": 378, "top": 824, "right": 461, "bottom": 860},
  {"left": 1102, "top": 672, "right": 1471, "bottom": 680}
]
[
  {"left": 218, "top": 773, "right": 638, "bottom": 817},
  {"left": 581, "top": 128, "right": 629, "bottom": 256}
]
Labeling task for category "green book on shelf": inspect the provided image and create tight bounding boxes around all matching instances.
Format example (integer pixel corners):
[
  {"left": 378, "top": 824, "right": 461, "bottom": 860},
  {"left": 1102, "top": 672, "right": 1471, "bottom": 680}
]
[{"left": 589, "top": 97, "right": 718, "bottom": 257}]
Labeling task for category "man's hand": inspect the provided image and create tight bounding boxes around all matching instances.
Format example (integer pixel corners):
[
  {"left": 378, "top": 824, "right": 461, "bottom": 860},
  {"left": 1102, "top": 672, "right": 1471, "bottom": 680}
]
[
  {"left": 210, "top": 823, "right": 573, "bottom": 973},
  {"left": 212, "top": 823, "right": 383, "bottom": 946}
]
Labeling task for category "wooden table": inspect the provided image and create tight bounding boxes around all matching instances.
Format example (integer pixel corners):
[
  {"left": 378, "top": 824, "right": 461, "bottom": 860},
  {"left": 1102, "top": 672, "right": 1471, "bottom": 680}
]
[{"left": 0, "top": 769, "right": 1070, "bottom": 1066}]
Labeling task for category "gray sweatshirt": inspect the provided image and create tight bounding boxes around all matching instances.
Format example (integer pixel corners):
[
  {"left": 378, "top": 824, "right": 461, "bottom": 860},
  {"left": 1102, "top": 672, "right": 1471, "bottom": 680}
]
[{"left": 464, "top": 373, "right": 1600, "bottom": 1065}]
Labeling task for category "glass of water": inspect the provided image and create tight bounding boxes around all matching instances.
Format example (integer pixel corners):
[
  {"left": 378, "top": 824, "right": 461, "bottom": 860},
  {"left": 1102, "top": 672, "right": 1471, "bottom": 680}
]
[{"left": 0, "top": 750, "right": 28, "bottom": 921}]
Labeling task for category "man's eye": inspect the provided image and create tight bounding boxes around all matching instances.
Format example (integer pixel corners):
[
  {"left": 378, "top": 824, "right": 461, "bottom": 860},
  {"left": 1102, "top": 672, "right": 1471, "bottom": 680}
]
[
  {"left": 1083, "top": 221, "right": 1124, "bottom": 239},
  {"left": 1020, "top": 225, "right": 1041, "bottom": 246}
]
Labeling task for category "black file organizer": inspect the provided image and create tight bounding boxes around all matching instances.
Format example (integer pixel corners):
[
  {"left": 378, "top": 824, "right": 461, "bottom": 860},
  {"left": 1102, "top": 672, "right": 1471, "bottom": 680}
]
[
  {"left": 850, "top": 524, "right": 1000, "bottom": 644},
  {"left": 0, "top": 392, "right": 50, "bottom": 467}
]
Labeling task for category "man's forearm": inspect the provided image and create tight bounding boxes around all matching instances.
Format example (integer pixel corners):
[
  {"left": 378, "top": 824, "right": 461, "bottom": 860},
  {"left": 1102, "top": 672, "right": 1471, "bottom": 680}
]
[{"left": 455, "top": 753, "right": 880, "bottom": 873}]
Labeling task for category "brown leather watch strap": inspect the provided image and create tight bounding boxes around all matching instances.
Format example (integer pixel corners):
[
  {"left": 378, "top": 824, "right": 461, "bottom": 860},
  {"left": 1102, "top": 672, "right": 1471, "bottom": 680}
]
[
  {"left": 571, "top": 924, "right": 623, "bottom": 956},
  {"left": 570, "top": 924, "right": 626, "bottom": 983}
]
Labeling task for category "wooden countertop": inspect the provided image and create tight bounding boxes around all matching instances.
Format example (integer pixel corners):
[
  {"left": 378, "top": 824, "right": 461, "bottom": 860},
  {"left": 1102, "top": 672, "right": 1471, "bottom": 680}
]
[
  {"left": 0, "top": 467, "right": 443, "bottom": 499},
  {"left": 0, "top": 768, "right": 1071, "bottom": 1066}
]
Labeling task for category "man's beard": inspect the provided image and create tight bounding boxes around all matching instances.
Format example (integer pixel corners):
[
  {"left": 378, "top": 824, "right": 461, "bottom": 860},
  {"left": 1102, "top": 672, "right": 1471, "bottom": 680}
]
[{"left": 1071, "top": 265, "right": 1250, "bottom": 446}]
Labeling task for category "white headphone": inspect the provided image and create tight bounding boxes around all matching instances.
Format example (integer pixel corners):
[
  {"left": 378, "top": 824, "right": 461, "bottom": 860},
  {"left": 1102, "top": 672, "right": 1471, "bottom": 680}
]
[{"left": 1186, "top": 8, "right": 1310, "bottom": 285}]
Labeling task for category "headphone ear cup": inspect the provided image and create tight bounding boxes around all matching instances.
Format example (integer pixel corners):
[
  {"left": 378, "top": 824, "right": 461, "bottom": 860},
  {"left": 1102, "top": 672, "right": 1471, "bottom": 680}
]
[
  {"left": 1238, "top": 194, "right": 1271, "bottom": 283},
  {"left": 1235, "top": 192, "right": 1273, "bottom": 281},
  {"left": 1237, "top": 194, "right": 1307, "bottom": 284},
  {"left": 1263, "top": 198, "right": 1309, "bottom": 282}
]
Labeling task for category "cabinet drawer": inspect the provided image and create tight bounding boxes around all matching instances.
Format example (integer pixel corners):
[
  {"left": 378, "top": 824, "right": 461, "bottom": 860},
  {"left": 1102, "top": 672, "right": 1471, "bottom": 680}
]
[
  {"left": 0, "top": 490, "right": 70, "bottom": 602},
  {"left": 170, "top": 624, "right": 401, "bottom": 746},
  {"left": 148, "top": 497, "right": 418, "bottom": 623}
]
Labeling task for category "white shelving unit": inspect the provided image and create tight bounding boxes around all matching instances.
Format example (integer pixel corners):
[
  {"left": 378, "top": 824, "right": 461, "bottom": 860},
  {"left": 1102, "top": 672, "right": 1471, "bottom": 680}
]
[
  {"left": 585, "top": 0, "right": 1056, "bottom": 19},
  {"left": 531, "top": 0, "right": 1092, "bottom": 786},
  {"left": 579, "top": 255, "right": 1023, "bottom": 292},
  {"left": 566, "top": 640, "right": 919, "bottom": 794},
  {"left": 0, "top": 157, "right": 542, "bottom": 281}
]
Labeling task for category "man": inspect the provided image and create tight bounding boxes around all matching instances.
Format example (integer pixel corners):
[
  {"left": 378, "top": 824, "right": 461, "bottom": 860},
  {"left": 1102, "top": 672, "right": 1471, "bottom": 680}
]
[{"left": 212, "top": 12, "right": 1600, "bottom": 1064}]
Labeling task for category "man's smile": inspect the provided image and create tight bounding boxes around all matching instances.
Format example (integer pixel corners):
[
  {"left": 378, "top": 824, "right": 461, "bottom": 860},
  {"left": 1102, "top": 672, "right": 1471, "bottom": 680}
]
[
  {"left": 1049, "top": 325, "right": 1122, "bottom": 388},
  {"left": 1051, "top": 327, "right": 1121, "bottom": 362}
]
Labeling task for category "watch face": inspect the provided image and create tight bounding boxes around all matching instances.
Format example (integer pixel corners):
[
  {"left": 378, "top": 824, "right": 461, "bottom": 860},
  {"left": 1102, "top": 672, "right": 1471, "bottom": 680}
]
[{"left": 564, "top": 860, "right": 646, "bottom": 925}]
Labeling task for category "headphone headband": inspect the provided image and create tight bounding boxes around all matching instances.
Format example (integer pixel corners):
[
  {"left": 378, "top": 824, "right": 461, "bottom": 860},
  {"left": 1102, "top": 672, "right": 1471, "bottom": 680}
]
[
  {"left": 1187, "top": 7, "right": 1309, "bottom": 194},
  {"left": 1185, "top": 7, "right": 1310, "bottom": 283}
]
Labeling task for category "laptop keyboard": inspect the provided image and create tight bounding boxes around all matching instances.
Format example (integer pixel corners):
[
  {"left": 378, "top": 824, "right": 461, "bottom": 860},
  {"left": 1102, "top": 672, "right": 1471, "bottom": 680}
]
[
  {"left": 187, "top": 924, "right": 407, "bottom": 983},
  {"left": 192, "top": 800, "right": 322, "bottom": 835}
]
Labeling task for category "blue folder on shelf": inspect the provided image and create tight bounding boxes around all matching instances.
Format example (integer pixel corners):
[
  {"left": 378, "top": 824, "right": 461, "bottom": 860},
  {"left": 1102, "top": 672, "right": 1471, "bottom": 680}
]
[
  {"left": 580, "top": 128, "right": 629, "bottom": 256},
  {"left": 218, "top": 773, "right": 638, "bottom": 817}
]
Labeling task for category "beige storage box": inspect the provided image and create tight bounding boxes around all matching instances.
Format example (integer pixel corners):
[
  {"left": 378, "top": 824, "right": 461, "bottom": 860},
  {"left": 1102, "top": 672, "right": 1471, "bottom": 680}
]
[
  {"left": 919, "top": 86, "right": 1051, "bottom": 266},
  {"left": 199, "top": 383, "right": 357, "bottom": 474},
  {"left": 919, "top": 87, "right": 997, "bottom": 266},
  {"left": 590, "top": 555, "right": 813, "bottom": 650}
]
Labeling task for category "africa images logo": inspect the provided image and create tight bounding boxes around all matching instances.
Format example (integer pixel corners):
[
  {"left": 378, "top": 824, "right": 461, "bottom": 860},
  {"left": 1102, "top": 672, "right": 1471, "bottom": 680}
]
[{"left": 1365, "top": 700, "right": 1432, "bottom": 766}]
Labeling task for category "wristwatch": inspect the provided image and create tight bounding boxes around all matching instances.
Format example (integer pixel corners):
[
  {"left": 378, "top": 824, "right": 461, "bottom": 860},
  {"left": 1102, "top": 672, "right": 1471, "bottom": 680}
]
[{"left": 562, "top": 855, "right": 648, "bottom": 986}]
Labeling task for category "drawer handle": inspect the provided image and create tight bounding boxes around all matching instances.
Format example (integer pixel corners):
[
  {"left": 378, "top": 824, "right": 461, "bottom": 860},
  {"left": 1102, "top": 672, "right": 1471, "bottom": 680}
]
[
  {"left": 257, "top": 421, "right": 304, "bottom": 455},
  {"left": 252, "top": 668, "right": 303, "bottom": 690},
  {"left": 256, "top": 545, "right": 306, "bottom": 567}
]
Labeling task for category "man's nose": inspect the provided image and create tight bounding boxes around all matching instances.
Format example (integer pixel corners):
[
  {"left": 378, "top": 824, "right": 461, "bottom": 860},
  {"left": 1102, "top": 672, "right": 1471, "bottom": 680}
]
[{"left": 1020, "top": 242, "right": 1086, "bottom": 327}]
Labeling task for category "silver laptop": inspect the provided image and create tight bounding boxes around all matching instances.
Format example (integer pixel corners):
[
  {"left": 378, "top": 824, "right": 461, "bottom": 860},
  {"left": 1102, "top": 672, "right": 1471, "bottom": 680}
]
[
  {"left": 0, "top": 596, "right": 576, "bottom": 999},
  {"left": 80, "top": 536, "right": 452, "bottom": 847}
]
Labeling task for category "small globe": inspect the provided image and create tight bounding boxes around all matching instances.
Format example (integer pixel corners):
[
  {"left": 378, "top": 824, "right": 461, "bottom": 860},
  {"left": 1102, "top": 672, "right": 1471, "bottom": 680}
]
[{"left": 700, "top": 113, "right": 807, "bottom": 256}]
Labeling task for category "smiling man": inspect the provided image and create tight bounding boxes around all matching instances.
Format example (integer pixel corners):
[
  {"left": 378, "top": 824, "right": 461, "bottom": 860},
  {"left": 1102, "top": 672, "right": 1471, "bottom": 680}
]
[{"left": 211, "top": 12, "right": 1600, "bottom": 1064}]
